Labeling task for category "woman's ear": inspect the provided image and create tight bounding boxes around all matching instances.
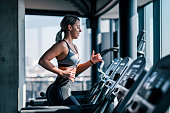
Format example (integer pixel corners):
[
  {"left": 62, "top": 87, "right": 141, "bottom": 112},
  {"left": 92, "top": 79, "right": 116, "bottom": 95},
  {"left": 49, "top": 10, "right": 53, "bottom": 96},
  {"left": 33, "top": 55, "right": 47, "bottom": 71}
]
[{"left": 67, "top": 24, "right": 72, "bottom": 31}]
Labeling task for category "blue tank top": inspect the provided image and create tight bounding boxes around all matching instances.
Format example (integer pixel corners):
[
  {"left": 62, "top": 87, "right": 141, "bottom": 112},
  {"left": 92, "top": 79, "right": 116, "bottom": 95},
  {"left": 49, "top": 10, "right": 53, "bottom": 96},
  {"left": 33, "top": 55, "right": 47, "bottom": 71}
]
[{"left": 58, "top": 40, "right": 80, "bottom": 68}]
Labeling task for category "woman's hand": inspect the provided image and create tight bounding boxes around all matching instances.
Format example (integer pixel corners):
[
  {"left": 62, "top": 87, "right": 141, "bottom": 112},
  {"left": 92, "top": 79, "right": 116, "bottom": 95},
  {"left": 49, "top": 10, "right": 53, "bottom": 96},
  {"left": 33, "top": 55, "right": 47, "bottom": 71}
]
[
  {"left": 59, "top": 68, "right": 76, "bottom": 82},
  {"left": 90, "top": 50, "right": 103, "bottom": 64}
]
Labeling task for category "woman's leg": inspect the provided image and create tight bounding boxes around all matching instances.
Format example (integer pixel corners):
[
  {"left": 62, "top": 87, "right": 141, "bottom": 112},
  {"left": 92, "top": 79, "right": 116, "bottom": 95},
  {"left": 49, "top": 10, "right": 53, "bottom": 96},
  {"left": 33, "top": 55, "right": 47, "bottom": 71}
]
[
  {"left": 64, "top": 95, "right": 80, "bottom": 105},
  {"left": 46, "top": 84, "right": 65, "bottom": 106}
]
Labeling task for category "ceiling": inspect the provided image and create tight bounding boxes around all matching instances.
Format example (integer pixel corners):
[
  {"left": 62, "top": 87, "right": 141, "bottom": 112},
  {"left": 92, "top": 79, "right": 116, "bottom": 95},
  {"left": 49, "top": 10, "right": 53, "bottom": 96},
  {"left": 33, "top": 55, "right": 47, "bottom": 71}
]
[{"left": 25, "top": 0, "right": 153, "bottom": 19}]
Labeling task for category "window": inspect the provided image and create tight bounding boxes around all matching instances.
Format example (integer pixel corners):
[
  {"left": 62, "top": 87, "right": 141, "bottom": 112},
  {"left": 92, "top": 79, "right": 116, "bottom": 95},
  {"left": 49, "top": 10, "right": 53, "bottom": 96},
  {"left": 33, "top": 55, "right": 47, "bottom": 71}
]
[
  {"left": 161, "top": 0, "right": 170, "bottom": 57},
  {"left": 100, "top": 19, "right": 117, "bottom": 72},
  {"left": 145, "top": 3, "right": 153, "bottom": 65}
]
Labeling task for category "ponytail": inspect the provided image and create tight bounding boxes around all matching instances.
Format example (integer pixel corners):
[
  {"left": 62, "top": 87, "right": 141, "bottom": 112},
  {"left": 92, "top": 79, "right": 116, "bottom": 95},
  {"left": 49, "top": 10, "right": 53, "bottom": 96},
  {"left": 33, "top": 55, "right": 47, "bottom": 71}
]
[{"left": 55, "top": 29, "right": 64, "bottom": 43}]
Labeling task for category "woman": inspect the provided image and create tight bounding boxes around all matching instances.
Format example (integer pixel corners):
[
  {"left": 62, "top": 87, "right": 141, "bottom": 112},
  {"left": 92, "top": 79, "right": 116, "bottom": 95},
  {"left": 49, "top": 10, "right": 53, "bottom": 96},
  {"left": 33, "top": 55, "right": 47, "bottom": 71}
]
[{"left": 38, "top": 14, "right": 102, "bottom": 106}]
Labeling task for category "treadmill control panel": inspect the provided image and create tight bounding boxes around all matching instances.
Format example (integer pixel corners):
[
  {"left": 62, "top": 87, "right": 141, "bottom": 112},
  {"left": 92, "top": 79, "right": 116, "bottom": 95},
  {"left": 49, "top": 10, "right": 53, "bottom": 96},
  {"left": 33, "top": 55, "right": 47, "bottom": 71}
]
[
  {"left": 110, "top": 57, "right": 133, "bottom": 81},
  {"left": 101, "top": 58, "right": 122, "bottom": 82},
  {"left": 104, "top": 57, "right": 133, "bottom": 92},
  {"left": 123, "top": 55, "right": 170, "bottom": 113},
  {"left": 112, "top": 57, "right": 146, "bottom": 101}
]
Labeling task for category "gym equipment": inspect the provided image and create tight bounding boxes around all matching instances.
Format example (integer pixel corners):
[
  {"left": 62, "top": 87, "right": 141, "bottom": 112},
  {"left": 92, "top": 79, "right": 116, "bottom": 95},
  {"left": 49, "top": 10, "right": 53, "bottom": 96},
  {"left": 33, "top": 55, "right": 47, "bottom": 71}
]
[
  {"left": 89, "top": 57, "right": 132, "bottom": 104},
  {"left": 137, "top": 30, "right": 145, "bottom": 57},
  {"left": 26, "top": 57, "right": 123, "bottom": 106},
  {"left": 20, "top": 57, "right": 148, "bottom": 113},
  {"left": 72, "top": 57, "right": 123, "bottom": 104},
  {"left": 114, "top": 55, "right": 170, "bottom": 113},
  {"left": 93, "top": 56, "right": 151, "bottom": 113}
]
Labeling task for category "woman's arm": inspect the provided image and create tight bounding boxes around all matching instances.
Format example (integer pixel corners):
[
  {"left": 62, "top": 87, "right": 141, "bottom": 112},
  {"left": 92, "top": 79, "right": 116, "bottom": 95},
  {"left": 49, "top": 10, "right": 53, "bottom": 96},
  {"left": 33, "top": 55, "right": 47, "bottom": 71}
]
[
  {"left": 76, "top": 60, "right": 93, "bottom": 74},
  {"left": 39, "top": 56, "right": 64, "bottom": 75},
  {"left": 38, "top": 42, "right": 75, "bottom": 80},
  {"left": 39, "top": 43, "right": 64, "bottom": 74},
  {"left": 76, "top": 50, "right": 102, "bottom": 74}
]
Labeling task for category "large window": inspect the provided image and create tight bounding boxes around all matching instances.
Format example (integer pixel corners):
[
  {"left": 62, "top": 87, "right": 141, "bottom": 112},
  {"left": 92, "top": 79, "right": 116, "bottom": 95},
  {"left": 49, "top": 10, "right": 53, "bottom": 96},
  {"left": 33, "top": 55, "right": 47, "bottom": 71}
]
[
  {"left": 100, "top": 19, "right": 117, "bottom": 72},
  {"left": 25, "top": 15, "right": 91, "bottom": 100},
  {"left": 145, "top": 3, "right": 153, "bottom": 65},
  {"left": 161, "top": 0, "right": 170, "bottom": 57},
  {"left": 100, "top": 19, "right": 111, "bottom": 72}
]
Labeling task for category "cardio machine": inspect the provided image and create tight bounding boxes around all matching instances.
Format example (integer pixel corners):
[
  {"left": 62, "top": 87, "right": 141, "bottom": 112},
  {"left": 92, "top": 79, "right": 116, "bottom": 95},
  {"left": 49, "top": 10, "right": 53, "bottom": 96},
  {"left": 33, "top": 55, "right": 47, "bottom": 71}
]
[
  {"left": 114, "top": 55, "right": 170, "bottom": 113},
  {"left": 20, "top": 56, "right": 149, "bottom": 113}
]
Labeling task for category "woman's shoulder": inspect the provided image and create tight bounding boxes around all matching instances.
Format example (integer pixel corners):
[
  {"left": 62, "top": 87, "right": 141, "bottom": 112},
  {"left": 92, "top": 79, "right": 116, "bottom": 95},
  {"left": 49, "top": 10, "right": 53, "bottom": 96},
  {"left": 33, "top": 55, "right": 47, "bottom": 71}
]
[
  {"left": 48, "top": 41, "right": 68, "bottom": 53},
  {"left": 52, "top": 40, "right": 68, "bottom": 48}
]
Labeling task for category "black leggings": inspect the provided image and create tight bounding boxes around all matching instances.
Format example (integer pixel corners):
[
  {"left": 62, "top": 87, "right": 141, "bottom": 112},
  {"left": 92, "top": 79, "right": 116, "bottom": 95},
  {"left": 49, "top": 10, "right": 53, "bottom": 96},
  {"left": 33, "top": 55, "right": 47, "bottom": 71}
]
[{"left": 46, "top": 84, "right": 80, "bottom": 106}]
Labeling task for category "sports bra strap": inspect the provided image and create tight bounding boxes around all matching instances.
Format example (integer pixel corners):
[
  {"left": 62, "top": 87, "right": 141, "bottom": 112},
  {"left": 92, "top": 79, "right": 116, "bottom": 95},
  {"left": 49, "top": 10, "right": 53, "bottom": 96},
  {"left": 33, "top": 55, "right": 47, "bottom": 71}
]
[
  {"left": 62, "top": 40, "right": 78, "bottom": 54},
  {"left": 63, "top": 40, "right": 70, "bottom": 49}
]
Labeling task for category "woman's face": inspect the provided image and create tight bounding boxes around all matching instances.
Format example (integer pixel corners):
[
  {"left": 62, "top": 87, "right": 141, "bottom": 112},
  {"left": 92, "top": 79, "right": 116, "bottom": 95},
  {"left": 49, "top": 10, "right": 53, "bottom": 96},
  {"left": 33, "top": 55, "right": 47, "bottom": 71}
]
[{"left": 70, "top": 20, "right": 81, "bottom": 39}]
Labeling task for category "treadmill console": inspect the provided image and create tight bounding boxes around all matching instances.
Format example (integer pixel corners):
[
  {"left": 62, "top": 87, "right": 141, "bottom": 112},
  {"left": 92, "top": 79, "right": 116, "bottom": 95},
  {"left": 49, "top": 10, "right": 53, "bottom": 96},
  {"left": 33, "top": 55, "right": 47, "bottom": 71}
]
[
  {"left": 121, "top": 55, "right": 170, "bottom": 113},
  {"left": 112, "top": 57, "right": 147, "bottom": 101},
  {"left": 101, "top": 58, "right": 122, "bottom": 82}
]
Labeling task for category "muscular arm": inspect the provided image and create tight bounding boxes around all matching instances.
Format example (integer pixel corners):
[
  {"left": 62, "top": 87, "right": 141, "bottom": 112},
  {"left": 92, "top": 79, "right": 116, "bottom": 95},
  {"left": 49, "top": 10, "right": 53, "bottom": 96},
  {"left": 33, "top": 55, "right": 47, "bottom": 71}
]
[{"left": 38, "top": 42, "right": 66, "bottom": 75}]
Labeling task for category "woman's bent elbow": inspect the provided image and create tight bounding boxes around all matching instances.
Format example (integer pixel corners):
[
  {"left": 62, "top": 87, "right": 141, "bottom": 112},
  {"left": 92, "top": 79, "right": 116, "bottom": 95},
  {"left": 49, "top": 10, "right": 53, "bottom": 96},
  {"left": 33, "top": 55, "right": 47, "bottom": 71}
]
[{"left": 38, "top": 59, "right": 43, "bottom": 66}]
